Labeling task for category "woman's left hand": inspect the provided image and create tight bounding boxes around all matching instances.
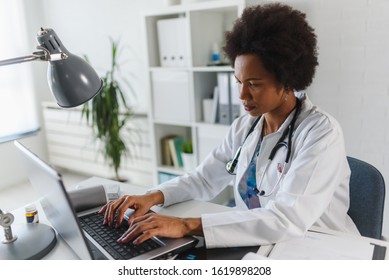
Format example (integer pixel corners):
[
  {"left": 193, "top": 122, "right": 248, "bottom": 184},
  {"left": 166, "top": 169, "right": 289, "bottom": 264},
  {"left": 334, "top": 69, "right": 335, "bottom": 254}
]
[{"left": 117, "top": 212, "right": 202, "bottom": 245}]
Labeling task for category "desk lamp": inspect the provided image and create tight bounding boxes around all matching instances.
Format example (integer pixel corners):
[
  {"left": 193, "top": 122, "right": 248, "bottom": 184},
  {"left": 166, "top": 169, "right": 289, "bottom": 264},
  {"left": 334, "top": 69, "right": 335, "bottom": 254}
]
[
  {"left": 0, "top": 28, "right": 102, "bottom": 259},
  {"left": 0, "top": 27, "right": 103, "bottom": 108},
  {"left": 0, "top": 209, "right": 56, "bottom": 260}
]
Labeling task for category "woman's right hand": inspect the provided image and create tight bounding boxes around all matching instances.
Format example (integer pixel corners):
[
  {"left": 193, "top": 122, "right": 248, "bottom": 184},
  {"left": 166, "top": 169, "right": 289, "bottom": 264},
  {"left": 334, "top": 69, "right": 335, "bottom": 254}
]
[{"left": 99, "top": 191, "right": 164, "bottom": 229}]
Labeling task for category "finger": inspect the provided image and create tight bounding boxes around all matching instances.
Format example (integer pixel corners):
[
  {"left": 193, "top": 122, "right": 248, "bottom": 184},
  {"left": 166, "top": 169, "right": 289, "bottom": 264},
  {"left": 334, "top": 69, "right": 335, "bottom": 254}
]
[
  {"left": 98, "top": 203, "right": 108, "bottom": 214},
  {"left": 101, "top": 201, "right": 114, "bottom": 225},
  {"left": 133, "top": 229, "right": 158, "bottom": 245},
  {"left": 117, "top": 224, "right": 142, "bottom": 243},
  {"left": 118, "top": 217, "right": 154, "bottom": 244},
  {"left": 115, "top": 196, "right": 135, "bottom": 228},
  {"left": 128, "top": 212, "right": 151, "bottom": 225},
  {"left": 117, "top": 228, "right": 135, "bottom": 243},
  {"left": 104, "top": 197, "right": 125, "bottom": 226}
]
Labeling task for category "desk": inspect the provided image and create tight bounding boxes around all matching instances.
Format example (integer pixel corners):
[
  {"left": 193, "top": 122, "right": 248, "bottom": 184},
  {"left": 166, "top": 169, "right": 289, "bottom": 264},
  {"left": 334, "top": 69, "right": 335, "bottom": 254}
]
[
  {"left": 10, "top": 177, "right": 233, "bottom": 259},
  {"left": 9, "top": 177, "right": 389, "bottom": 260}
]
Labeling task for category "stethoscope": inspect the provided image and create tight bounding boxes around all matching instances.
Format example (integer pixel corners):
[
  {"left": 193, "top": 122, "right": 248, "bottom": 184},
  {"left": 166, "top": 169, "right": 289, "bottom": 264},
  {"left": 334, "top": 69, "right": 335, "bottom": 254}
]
[{"left": 225, "top": 98, "right": 302, "bottom": 197}]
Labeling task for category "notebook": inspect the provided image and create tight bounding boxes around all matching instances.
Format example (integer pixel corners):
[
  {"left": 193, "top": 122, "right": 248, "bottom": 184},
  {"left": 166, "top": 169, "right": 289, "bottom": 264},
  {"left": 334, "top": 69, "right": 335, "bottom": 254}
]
[{"left": 14, "top": 140, "right": 198, "bottom": 260}]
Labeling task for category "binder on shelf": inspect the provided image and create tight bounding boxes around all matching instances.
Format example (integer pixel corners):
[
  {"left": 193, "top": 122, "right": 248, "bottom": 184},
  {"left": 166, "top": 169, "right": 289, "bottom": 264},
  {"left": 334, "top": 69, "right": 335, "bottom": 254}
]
[
  {"left": 216, "top": 72, "right": 242, "bottom": 125},
  {"left": 217, "top": 72, "right": 230, "bottom": 125},
  {"left": 230, "top": 72, "right": 241, "bottom": 122},
  {"left": 157, "top": 17, "right": 188, "bottom": 67},
  {"left": 210, "top": 85, "right": 219, "bottom": 124}
]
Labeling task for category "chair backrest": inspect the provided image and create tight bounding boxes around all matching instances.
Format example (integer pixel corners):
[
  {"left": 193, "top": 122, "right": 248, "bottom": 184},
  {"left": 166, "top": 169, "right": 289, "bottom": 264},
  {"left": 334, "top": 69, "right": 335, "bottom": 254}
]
[{"left": 347, "top": 156, "right": 386, "bottom": 240}]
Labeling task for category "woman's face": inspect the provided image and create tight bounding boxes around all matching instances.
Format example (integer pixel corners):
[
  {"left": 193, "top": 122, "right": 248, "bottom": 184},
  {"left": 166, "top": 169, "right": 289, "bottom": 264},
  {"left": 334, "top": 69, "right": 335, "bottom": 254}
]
[{"left": 234, "top": 54, "right": 287, "bottom": 117}]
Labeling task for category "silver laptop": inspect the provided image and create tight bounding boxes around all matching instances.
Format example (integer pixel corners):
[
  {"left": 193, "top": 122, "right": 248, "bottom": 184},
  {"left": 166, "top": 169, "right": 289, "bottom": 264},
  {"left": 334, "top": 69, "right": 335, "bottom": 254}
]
[{"left": 14, "top": 140, "right": 198, "bottom": 260}]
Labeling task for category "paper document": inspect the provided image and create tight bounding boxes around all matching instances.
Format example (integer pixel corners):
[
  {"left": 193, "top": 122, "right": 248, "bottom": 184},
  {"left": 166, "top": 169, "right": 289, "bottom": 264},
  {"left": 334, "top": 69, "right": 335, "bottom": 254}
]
[{"left": 269, "top": 231, "right": 378, "bottom": 260}]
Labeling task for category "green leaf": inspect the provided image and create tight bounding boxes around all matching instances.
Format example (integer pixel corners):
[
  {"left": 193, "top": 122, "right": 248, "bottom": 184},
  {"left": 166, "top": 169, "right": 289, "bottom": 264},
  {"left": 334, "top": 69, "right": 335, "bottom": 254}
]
[{"left": 80, "top": 39, "right": 136, "bottom": 180}]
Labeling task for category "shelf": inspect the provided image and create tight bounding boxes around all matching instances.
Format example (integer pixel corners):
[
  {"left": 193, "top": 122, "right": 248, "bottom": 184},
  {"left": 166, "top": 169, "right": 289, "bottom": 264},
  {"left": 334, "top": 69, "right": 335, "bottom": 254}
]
[
  {"left": 192, "top": 66, "right": 233, "bottom": 72},
  {"left": 149, "top": 66, "right": 234, "bottom": 72},
  {"left": 153, "top": 119, "right": 192, "bottom": 127},
  {"left": 157, "top": 166, "right": 186, "bottom": 176},
  {"left": 143, "top": 0, "right": 248, "bottom": 185}
]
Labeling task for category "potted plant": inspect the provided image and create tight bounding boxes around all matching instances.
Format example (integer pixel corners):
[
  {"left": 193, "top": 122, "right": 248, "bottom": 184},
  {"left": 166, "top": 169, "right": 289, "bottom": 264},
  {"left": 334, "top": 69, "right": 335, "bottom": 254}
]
[
  {"left": 81, "top": 39, "right": 134, "bottom": 181},
  {"left": 181, "top": 139, "right": 196, "bottom": 171}
]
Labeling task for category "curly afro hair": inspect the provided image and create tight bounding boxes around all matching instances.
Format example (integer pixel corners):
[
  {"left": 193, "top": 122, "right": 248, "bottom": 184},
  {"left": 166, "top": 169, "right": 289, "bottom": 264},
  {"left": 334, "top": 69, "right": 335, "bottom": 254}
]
[{"left": 223, "top": 3, "right": 318, "bottom": 91}]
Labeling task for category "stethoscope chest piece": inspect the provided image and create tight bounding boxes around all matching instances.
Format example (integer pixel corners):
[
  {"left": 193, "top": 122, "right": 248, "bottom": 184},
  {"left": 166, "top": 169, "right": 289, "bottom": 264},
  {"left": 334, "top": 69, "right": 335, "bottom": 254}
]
[{"left": 225, "top": 159, "right": 236, "bottom": 175}]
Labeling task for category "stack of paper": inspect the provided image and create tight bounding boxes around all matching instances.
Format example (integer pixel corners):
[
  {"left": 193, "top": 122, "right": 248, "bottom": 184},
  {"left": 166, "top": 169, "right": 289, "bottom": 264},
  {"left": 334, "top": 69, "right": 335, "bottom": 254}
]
[{"left": 268, "top": 231, "right": 381, "bottom": 260}]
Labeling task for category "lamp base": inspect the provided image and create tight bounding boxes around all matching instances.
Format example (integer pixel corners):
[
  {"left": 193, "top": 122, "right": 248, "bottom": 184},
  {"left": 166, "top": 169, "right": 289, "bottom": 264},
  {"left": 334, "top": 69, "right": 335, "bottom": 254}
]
[{"left": 0, "top": 223, "right": 57, "bottom": 260}]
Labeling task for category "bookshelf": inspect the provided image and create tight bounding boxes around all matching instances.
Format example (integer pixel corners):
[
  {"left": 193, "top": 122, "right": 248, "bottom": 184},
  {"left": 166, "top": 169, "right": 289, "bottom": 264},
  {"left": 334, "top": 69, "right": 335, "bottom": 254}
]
[{"left": 143, "top": 0, "right": 258, "bottom": 186}]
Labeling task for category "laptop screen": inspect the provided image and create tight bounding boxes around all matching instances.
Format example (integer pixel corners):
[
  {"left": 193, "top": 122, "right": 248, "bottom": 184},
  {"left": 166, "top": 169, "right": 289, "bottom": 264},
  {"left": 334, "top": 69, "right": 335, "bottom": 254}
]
[{"left": 14, "top": 140, "right": 93, "bottom": 259}]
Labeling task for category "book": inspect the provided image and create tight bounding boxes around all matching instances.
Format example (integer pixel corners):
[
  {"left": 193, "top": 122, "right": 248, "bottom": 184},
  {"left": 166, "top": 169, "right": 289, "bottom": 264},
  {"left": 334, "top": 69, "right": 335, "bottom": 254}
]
[
  {"left": 168, "top": 135, "right": 185, "bottom": 168},
  {"left": 160, "top": 135, "right": 177, "bottom": 166}
]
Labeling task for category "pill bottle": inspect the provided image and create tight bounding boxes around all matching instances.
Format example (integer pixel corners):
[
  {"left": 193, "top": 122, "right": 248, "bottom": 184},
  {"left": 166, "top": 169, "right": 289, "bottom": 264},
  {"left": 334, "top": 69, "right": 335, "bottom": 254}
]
[{"left": 25, "top": 203, "right": 39, "bottom": 223}]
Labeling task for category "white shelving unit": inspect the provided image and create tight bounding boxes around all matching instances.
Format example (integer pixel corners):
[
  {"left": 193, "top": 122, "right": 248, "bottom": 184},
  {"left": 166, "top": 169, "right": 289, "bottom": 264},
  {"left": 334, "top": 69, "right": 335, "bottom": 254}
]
[{"left": 143, "top": 0, "right": 257, "bottom": 186}]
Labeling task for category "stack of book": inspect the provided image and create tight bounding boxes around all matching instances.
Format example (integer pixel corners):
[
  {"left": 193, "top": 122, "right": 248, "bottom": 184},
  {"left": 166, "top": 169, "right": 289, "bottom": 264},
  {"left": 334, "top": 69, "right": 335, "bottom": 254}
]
[{"left": 160, "top": 135, "right": 185, "bottom": 168}]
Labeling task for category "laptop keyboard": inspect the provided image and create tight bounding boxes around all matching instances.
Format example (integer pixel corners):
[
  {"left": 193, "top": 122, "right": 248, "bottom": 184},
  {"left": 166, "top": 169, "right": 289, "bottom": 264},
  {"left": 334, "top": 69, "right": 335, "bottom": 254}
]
[{"left": 79, "top": 212, "right": 162, "bottom": 260}]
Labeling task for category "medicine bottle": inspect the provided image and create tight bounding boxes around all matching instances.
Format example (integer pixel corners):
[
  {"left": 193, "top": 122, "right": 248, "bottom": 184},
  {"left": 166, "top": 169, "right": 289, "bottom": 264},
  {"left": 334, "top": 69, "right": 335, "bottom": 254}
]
[
  {"left": 211, "top": 42, "right": 220, "bottom": 63},
  {"left": 25, "top": 203, "right": 39, "bottom": 223}
]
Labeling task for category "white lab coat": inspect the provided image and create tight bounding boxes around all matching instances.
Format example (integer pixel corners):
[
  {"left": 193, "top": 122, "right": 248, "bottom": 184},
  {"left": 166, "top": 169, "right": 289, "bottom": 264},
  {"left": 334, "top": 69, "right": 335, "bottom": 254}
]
[{"left": 154, "top": 93, "right": 360, "bottom": 248}]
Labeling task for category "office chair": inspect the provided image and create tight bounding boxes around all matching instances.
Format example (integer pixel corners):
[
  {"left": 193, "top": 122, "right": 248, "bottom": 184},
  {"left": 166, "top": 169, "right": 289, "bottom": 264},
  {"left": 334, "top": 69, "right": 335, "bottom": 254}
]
[{"left": 347, "top": 156, "right": 386, "bottom": 240}]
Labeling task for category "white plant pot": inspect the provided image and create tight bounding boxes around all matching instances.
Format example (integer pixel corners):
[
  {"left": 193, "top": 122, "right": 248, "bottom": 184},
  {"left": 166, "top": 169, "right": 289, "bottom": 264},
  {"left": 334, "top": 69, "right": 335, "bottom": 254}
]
[{"left": 182, "top": 153, "right": 196, "bottom": 171}]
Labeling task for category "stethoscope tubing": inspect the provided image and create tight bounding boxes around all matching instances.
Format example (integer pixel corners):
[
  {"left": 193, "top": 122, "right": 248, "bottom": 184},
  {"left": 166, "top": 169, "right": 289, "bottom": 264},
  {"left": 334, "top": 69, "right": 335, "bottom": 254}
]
[
  {"left": 226, "top": 98, "right": 302, "bottom": 196},
  {"left": 256, "top": 160, "right": 287, "bottom": 197}
]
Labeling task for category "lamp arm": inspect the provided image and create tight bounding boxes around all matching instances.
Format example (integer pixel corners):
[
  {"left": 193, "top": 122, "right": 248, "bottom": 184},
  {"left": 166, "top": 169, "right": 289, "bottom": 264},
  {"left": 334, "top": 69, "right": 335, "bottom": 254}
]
[
  {"left": 0, "top": 46, "right": 68, "bottom": 67},
  {"left": 0, "top": 51, "right": 46, "bottom": 67}
]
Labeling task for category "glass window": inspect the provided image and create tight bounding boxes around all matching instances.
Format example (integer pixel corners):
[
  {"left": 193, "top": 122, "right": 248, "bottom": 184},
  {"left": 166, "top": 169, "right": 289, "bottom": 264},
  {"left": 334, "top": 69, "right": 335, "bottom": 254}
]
[{"left": 0, "top": 0, "right": 39, "bottom": 142}]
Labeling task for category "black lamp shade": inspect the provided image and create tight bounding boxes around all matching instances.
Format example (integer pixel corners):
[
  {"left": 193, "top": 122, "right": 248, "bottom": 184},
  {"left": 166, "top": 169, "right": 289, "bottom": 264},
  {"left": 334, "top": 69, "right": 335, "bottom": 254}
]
[{"left": 36, "top": 28, "right": 102, "bottom": 108}]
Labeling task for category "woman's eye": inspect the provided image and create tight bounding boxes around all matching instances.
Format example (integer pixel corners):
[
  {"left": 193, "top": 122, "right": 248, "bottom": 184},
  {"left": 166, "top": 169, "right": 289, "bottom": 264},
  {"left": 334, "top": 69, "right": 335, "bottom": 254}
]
[{"left": 249, "top": 83, "right": 260, "bottom": 88}]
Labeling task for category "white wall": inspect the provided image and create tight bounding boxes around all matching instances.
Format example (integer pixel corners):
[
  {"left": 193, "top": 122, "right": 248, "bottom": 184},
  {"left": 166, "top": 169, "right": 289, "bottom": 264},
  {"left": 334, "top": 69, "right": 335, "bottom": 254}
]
[
  {"left": 284, "top": 0, "right": 389, "bottom": 237},
  {"left": 0, "top": 0, "right": 165, "bottom": 189},
  {"left": 1, "top": 0, "right": 388, "bottom": 237},
  {"left": 36, "top": 0, "right": 167, "bottom": 114}
]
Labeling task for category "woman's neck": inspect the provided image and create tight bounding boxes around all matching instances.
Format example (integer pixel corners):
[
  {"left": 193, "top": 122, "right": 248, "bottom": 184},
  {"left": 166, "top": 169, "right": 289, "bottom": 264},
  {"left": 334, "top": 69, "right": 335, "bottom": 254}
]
[{"left": 263, "top": 95, "right": 297, "bottom": 135}]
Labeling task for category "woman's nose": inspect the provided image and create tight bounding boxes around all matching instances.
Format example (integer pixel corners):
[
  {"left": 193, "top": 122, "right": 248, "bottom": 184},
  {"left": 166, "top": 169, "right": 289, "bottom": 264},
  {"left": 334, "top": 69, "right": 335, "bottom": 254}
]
[{"left": 239, "top": 84, "right": 251, "bottom": 101}]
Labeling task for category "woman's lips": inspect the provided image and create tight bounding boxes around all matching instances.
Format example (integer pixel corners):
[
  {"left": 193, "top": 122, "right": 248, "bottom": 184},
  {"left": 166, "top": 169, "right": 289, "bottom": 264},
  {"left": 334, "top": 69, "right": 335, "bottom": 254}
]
[{"left": 244, "top": 104, "right": 256, "bottom": 111}]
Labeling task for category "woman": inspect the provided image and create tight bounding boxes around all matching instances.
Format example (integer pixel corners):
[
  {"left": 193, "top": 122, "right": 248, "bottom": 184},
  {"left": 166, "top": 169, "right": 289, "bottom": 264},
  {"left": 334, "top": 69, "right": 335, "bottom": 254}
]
[{"left": 100, "top": 3, "right": 359, "bottom": 248}]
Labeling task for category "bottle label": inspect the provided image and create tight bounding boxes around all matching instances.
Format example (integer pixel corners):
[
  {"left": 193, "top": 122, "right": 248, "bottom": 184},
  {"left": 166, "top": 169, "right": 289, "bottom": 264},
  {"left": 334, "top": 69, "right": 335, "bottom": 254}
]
[{"left": 26, "top": 212, "right": 39, "bottom": 223}]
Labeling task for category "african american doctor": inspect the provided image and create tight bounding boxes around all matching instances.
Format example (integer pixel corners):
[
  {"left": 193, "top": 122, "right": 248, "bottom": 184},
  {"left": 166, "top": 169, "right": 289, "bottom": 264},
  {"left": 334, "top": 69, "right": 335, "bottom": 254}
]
[{"left": 100, "top": 3, "right": 359, "bottom": 248}]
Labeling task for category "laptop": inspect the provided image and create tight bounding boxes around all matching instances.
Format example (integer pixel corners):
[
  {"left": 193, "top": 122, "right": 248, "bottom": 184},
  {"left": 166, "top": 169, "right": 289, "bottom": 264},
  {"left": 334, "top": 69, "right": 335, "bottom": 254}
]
[{"left": 14, "top": 140, "right": 198, "bottom": 260}]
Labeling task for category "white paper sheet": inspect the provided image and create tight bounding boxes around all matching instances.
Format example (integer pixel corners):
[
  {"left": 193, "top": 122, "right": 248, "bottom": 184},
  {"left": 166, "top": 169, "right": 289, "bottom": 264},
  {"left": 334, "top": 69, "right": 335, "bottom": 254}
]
[{"left": 269, "top": 231, "right": 375, "bottom": 260}]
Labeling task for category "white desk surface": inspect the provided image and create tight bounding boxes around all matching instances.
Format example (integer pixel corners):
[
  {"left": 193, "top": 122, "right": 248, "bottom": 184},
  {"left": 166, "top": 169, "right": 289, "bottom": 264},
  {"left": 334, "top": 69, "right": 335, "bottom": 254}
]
[
  {"left": 10, "top": 176, "right": 232, "bottom": 260},
  {"left": 10, "top": 176, "right": 389, "bottom": 260}
]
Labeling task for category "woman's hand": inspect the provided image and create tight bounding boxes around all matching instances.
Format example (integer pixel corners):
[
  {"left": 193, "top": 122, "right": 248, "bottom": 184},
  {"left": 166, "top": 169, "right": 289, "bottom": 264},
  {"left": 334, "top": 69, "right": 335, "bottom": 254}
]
[
  {"left": 117, "top": 213, "right": 203, "bottom": 245},
  {"left": 98, "top": 191, "right": 164, "bottom": 228}
]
